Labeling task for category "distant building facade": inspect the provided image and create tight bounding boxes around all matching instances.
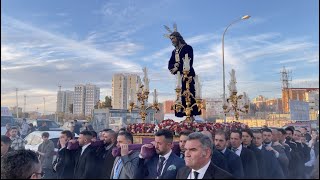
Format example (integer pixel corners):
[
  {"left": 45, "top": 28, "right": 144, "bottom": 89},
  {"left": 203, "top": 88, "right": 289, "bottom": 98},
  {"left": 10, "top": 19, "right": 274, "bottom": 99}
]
[
  {"left": 282, "top": 88, "right": 319, "bottom": 113},
  {"left": 56, "top": 90, "right": 74, "bottom": 114},
  {"left": 112, "top": 74, "right": 141, "bottom": 109},
  {"left": 73, "top": 84, "right": 100, "bottom": 116}
]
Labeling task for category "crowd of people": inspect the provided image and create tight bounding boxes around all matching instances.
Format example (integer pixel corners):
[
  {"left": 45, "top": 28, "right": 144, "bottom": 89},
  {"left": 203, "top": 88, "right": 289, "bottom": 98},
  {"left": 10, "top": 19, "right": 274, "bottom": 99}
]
[{"left": 1, "top": 121, "right": 319, "bottom": 179}]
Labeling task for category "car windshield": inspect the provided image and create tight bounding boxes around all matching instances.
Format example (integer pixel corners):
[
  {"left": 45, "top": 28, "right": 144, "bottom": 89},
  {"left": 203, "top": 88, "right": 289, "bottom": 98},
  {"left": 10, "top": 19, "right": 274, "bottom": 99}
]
[
  {"left": 37, "top": 120, "right": 60, "bottom": 128},
  {"left": 1, "top": 116, "right": 15, "bottom": 127}
]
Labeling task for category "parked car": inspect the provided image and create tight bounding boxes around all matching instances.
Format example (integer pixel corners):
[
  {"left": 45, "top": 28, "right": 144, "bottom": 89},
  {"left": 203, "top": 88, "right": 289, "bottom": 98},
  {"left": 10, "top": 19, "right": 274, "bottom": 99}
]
[
  {"left": 27, "top": 119, "right": 63, "bottom": 131},
  {"left": 62, "top": 120, "right": 89, "bottom": 130},
  {"left": 1, "top": 107, "right": 16, "bottom": 135},
  {"left": 24, "top": 131, "right": 79, "bottom": 163}
]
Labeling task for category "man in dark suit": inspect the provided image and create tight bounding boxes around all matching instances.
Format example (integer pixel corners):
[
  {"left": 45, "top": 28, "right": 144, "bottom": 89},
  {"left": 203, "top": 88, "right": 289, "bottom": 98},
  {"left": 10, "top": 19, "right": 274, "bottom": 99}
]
[
  {"left": 241, "top": 129, "right": 264, "bottom": 178},
  {"left": 53, "top": 130, "right": 76, "bottom": 179},
  {"left": 96, "top": 129, "right": 117, "bottom": 179},
  {"left": 230, "top": 130, "right": 259, "bottom": 179},
  {"left": 214, "top": 130, "right": 244, "bottom": 179},
  {"left": 176, "top": 132, "right": 233, "bottom": 179},
  {"left": 135, "top": 129, "right": 185, "bottom": 179},
  {"left": 73, "top": 130, "right": 97, "bottom": 179},
  {"left": 201, "top": 131, "right": 229, "bottom": 172},
  {"left": 253, "top": 130, "right": 285, "bottom": 179},
  {"left": 179, "top": 130, "right": 193, "bottom": 159}
]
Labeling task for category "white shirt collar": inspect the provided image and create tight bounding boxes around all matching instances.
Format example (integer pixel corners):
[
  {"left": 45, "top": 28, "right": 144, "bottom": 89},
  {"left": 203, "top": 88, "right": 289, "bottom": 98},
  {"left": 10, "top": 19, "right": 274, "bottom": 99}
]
[
  {"left": 257, "top": 144, "right": 263, "bottom": 150},
  {"left": 234, "top": 144, "right": 242, "bottom": 156},
  {"left": 188, "top": 160, "right": 211, "bottom": 179},
  {"left": 221, "top": 147, "right": 227, "bottom": 154},
  {"left": 81, "top": 143, "right": 91, "bottom": 155},
  {"left": 159, "top": 149, "right": 172, "bottom": 161}
]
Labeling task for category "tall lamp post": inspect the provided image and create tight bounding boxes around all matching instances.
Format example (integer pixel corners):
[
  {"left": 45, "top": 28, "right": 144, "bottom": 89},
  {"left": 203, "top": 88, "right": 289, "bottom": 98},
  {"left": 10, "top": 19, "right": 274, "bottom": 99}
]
[{"left": 222, "top": 15, "right": 250, "bottom": 123}]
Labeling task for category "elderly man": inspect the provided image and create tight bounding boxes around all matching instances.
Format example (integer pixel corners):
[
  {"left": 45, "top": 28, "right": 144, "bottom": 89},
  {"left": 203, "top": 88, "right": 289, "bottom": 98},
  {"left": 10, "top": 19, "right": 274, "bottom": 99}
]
[{"left": 176, "top": 132, "right": 232, "bottom": 179}]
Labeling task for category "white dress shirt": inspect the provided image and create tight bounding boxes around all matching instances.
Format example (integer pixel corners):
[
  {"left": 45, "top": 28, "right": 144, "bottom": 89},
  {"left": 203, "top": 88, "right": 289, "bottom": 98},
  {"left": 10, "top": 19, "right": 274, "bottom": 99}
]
[
  {"left": 187, "top": 160, "right": 211, "bottom": 179},
  {"left": 234, "top": 144, "right": 242, "bottom": 157},
  {"left": 221, "top": 147, "right": 227, "bottom": 154},
  {"left": 81, "top": 143, "right": 91, "bottom": 155},
  {"left": 158, "top": 149, "right": 172, "bottom": 177},
  {"left": 257, "top": 144, "right": 263, "bottom": 150}
]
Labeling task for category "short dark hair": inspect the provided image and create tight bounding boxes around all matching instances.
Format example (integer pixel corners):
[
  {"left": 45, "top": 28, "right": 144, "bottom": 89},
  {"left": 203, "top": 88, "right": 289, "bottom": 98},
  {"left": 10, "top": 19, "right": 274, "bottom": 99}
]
[
  {"left": 242, "top": 129, "right": 253, "bottom": 138},
  {"left": 23, "top": 118, "right": 26, "bottom": 122},
  {"left": 215, "top": 130, "right": 229, "bottom": 141},
  {"left": 102, "top": 128, "right": 112, "bottom": 133},
  {"left": 10, "top": 126, "right": 18, "bottom": 131},
  {"left": 179, "top": 130, "right": 193, "bottom": 137},
  {"left": 80, "top": 130, "right": 93, "bottom": 137},
  {"left": 118, "top": 131, "right": 133, "bottom": 143},
  {"left": 285, "top": 127, "right": 294, "bottom": 134},
  {"left": 294, "top": 130, "right": 301, "bottom": 133},
  {"left": 61, "top": 130, "right": 73, "bottom": 139},
  {"left": 261, "top": 128, "right": 272, "bottom": 133},
  {"left": 1, "top": 135, "right": 12, "bottom": 145},
  {"left": 1, "top": 149, "right": 40, "bottom": 179},
  {"left": 41, "top": 132, "right": 49, "bottom": 138},
  {"left": 230, "top": 130, "right": 242, "bottom": 139},
  {"left": 278, "top": 128, "right": 286, "bottom": 135},
  {"left": 252, "top": 129, "right": 262, "bottom": 134},
  {"left": 90, "top": 131, "right": 97, "bottom": 138},
  {"left": 155, "top": 129, "right": 173, "bottom": 143}
]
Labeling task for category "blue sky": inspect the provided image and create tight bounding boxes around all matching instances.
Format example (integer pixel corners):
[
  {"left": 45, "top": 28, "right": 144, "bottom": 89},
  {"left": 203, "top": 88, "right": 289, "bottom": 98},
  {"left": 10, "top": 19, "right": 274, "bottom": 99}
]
[{"left": 1, "top": 0, "right": 319, "bottom": 114}]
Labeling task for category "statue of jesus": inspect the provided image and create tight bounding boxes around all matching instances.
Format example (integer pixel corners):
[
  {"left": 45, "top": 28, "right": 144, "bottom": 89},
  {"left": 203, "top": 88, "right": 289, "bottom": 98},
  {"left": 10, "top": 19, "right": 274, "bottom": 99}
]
[{"left": 165, "top": 24, "right": 201, "bottom": 117}]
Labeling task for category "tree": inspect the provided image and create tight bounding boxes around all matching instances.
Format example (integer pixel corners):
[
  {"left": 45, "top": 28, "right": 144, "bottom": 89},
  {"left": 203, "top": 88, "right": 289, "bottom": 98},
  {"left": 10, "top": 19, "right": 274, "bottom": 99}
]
[{"left": 104, "top": 96, "right": 112, "bottom": 108}]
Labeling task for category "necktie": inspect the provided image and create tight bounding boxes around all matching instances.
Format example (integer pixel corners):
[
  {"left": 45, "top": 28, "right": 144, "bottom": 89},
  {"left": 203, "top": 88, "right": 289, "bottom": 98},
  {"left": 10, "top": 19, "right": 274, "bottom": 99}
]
[
  {"left": 232, "top": 147, "right": 238, "bottom": 152},
  {"left": 157, "top": 157, "right": 166, "bottom": 178},
  {"left": 194, "top": 171, "right": 199, "bottom": 179},
  {"left": 113, "top": 158, "right": 123, "bottom": 179}
]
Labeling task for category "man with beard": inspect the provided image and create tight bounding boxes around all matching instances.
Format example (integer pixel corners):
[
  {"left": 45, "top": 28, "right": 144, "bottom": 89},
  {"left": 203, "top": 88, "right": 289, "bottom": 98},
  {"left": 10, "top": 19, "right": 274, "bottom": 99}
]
[
  {"left": 135, "top": 129, "right": 185, "bottom": 179},
  {"left": 214, "top": 130, "right": 244, "bottom": 179},
  {"left": 97, "top": 129, "right": 117, "bottom": 179},
  {"left": 73, "top": 130, "right": 97, "bottom": 179},
  {"left": 166, "top": 24, "right": 200, "bottom": 118}
]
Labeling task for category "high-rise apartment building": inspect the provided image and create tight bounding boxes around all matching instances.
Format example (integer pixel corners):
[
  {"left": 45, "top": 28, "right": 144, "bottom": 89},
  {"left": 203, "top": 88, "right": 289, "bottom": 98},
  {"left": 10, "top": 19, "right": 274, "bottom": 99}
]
[
  {"left": 85, "top": 84, "right": 100, "bottom": 116},
  {"left": 112, "top": 74, "right": 141, "bottom": 109},
  {"left": 73, "top": 84, "right": 86, "bottom": 116},
  {"left": 73, "top": 84, "right": 100, "bottom": 116},
  {"left": 56, "top": 90, "right": 74, "bottom": 114}
]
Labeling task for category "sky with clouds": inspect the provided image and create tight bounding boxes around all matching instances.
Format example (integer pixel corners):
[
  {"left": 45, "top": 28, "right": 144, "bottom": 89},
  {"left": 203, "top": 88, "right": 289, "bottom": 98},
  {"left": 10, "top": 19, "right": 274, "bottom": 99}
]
[{"left": 1, "top": 0, "right": 319, "bottom": 114}]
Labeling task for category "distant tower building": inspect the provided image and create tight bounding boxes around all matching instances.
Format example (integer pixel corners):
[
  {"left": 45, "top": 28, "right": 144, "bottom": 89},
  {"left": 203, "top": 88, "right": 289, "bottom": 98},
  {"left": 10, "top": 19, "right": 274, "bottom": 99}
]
[
  {"left": 64, "top": 91, "right": 74, "bottom": 114},
  {"left": 85, "top": 84, "right": 100, "bottom": 116},
  {"left": 112, "top": 74, "right": 141, "bottom": 109},
  {"left": 73, "top": 84, "right": 100, "bottom": 116},
  {"left": 73, "top": 84, "right": 86, "bottom": 116}
]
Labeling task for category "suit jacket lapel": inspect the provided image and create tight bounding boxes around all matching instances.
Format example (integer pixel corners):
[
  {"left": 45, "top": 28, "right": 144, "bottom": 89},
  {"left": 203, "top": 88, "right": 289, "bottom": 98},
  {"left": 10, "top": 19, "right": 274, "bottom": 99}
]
[
  {"left": 160, "top": 154, "right": 173, "bottom": 178},
  {"left": 203, "top": 163, "right": 215, "bottom": 179}
]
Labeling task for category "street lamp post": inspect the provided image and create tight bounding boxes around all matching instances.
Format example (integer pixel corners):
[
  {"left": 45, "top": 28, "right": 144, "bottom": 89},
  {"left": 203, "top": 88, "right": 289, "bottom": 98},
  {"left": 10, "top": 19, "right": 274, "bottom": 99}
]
[{"left": 222, "top": 15, "right": 250, "bottom": 123}]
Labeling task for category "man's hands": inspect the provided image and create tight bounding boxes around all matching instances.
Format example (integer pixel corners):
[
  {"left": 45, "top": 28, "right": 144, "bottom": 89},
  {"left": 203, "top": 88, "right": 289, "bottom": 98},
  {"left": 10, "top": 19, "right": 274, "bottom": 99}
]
[
  {"left": 120, "top": 144, "right": 132, "bottom": 156},
  {"left": 139, "top": 143, "right": 154, "bottom": 159}
]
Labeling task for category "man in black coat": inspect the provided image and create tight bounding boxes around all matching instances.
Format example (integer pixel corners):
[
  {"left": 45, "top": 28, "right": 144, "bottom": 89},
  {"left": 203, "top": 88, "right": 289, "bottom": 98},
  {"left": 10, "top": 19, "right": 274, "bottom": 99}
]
[
  {"left": 214, "top": 130, "right": 244, "bottom": 179},
  {"left": 201, "top": 131, "right": 229, "bottom": 172},
  {"left": 230, "top": 130, "right": 259, "bottom": 179},
  {"left": 53, "top": 130, "right": 76, "bottom": 179},
  {"left": 253, "top": 130, "right": 285, "bottom": 179},
  {"left": 96, "top": 129, "right": 117, "bottom": 179},
  {"left": 73, "top": 130, "right": 97, "bottom": 179},
  {"left": 176, "top": 132, "right": 233, "bottom": 179}
]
